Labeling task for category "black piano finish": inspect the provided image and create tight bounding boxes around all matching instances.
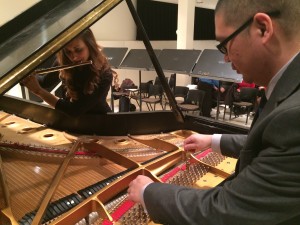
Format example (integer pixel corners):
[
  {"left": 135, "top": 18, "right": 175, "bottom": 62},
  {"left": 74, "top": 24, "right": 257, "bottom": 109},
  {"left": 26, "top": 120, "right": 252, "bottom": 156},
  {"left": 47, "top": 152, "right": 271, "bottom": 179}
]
[
  {"left": 0, "top": 95, "right": 183, "bottom": 135},
  {"left": 0, "top": 95, "right": 247, "bottom": 135},
  {"left": 0, "top": 0, "right": 123, "bottom": 94}
]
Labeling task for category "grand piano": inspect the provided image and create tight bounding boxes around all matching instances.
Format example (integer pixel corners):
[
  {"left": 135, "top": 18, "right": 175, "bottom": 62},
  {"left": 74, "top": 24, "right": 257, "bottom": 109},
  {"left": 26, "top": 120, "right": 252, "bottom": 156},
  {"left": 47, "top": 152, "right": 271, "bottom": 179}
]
[{"left": 0, "top": 0, "right": 248, "bottom": 224}]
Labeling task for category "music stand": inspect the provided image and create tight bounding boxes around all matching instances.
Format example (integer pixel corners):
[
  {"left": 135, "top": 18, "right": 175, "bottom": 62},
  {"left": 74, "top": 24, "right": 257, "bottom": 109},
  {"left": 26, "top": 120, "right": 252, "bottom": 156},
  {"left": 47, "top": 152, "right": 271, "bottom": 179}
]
[
  {"left": 191, "top": 49, "right": 242, "bottom": 82},
  {"left": 148, "top": 49, "right": 201, "bottom": 110},
  {"left": 191, "top": 49, "right": 242, "bottom": 119},
  {"left": 119, "top": 49, "right": 162, "bottom": 111},
  {"left": 152, "top": 49, "right": 202, "bottom": 74},
  {"left": 103, "top": 47, "right": 128, "bottom": 68}
]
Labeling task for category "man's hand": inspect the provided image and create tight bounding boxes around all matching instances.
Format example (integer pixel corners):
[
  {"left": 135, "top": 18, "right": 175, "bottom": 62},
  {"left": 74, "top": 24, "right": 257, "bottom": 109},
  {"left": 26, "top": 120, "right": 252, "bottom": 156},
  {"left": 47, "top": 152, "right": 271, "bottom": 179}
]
[
  {"left": 127, "top": 175, "right": 154, "bottom": 205},
  {"left": 184, "top": 134, "right": 212, "bottom": 152}
]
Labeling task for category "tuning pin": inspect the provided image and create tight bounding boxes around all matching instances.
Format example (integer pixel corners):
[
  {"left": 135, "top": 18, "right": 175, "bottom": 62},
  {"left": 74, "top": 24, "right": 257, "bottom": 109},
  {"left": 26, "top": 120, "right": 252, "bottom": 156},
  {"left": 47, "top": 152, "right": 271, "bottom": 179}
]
[{"left": 186, "top": 151, "right": 191, "bottom": 171}]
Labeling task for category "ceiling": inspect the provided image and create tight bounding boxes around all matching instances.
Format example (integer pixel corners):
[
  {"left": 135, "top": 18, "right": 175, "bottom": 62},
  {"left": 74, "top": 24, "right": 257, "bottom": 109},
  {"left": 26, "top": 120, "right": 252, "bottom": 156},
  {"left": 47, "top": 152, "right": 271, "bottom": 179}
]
[{"left": 151, "top": 0, "right": 218, "bottom": 10}]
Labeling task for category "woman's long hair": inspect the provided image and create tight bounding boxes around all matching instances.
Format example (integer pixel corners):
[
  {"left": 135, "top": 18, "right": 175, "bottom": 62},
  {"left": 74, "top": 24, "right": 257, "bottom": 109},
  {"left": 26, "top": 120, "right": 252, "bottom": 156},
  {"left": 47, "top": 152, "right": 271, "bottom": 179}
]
[
  {"left": 112, "top": 70, "right": 120, "bottom": 91},
  {"left": 56, "top": 29, "right": 110, "bottom": 100}
]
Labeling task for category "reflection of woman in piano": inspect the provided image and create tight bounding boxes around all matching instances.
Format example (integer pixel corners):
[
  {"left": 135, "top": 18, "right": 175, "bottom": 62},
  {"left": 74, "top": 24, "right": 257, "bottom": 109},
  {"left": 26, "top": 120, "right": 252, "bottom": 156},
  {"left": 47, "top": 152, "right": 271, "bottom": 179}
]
[{"left": 22, "top": 28, "right": 113, "bottom": 116}]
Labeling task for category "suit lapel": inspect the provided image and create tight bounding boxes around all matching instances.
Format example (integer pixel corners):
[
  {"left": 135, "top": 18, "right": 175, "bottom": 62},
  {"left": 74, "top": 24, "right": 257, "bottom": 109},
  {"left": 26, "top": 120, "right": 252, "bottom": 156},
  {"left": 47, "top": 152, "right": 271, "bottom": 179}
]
[
  {"left": 238, "top": 53, "right": 300, "bottom": 173},
  {"left": 251, "top": 53, "right": 300, "bottom": 128}
]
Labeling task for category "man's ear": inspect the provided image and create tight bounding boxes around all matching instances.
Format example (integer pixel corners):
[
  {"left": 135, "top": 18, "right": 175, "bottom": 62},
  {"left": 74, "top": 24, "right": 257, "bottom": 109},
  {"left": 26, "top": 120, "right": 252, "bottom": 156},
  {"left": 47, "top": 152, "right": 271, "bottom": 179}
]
[{"left": 253, "top": 13, "right": 274, "bottom": 43}]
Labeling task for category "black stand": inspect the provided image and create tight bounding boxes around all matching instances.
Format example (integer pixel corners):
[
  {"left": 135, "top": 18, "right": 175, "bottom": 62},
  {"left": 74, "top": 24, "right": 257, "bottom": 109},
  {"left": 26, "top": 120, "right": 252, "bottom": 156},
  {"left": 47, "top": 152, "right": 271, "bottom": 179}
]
[
  {"left": 126, "top": 0, "right": 185, "bottom": 123},
  {"left": 149, "top": 49, "right": 201, "bottom": 110},
  {"left": 103, "top": 47, "right": 128, "bottom": 112},
  {"left": 119, "top": 48, "right": 161, "bottom": 111},
  {"left": 152, "top": 49, "right": 201, "bottom": 74},
  {"left": 103, "top": 47, "right": 128, "bottom": 68}
]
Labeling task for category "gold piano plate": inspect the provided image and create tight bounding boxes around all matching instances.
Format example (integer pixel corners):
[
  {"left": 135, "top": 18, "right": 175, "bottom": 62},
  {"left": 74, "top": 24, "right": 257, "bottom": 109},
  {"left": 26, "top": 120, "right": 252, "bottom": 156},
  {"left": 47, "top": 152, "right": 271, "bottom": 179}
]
[{"left": 193, "top": 172, "right": 225, "bottom": 189}]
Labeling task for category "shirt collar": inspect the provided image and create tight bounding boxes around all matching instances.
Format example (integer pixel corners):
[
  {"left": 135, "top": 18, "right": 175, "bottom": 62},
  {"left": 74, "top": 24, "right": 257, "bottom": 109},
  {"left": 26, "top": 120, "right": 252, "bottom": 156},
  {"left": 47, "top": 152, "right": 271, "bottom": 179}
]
[{"left": 265, "top": 52, "right": 300, "bottom": 99}]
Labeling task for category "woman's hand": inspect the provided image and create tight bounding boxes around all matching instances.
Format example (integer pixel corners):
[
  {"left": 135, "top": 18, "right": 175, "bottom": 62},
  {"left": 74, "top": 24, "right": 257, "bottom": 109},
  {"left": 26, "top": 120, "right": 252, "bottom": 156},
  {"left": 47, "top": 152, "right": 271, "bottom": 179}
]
[
  {"left": 21, "top": 74, "right": 59, "bottom": 108},
  {"left": 21, "top": 74, "right": 42, "bottom": 95}
]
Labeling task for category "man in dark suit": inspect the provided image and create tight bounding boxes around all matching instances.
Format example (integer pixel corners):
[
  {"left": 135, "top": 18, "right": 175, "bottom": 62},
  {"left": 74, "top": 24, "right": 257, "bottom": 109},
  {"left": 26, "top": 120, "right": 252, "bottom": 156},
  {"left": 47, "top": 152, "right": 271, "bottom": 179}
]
[{"left": 127, "top": 0, "right": 300, "bottom": 224}]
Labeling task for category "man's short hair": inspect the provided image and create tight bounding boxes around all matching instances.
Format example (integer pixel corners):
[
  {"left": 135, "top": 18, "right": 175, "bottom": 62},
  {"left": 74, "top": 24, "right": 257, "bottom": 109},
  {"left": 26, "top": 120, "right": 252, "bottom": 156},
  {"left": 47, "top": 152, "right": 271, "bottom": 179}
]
[{"left": 215, "top": 0, "right": 300, "bottom": 38}]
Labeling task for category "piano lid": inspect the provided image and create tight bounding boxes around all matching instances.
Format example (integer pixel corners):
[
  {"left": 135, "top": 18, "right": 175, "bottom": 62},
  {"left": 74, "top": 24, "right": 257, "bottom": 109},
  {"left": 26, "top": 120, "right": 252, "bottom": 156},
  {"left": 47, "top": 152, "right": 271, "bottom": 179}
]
[
  {"left": 0, "top": 0, "right": 123, "bottom": 95},
  {"left": 0, "top": 0, "right": 184, "bottom": 123}
]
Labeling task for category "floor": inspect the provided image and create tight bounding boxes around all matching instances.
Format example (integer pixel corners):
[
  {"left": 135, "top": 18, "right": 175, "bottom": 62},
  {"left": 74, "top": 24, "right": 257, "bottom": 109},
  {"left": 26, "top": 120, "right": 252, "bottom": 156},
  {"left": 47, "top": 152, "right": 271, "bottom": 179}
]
[{"left": 110, "top": 97, "right": 252, "bottom": 129}]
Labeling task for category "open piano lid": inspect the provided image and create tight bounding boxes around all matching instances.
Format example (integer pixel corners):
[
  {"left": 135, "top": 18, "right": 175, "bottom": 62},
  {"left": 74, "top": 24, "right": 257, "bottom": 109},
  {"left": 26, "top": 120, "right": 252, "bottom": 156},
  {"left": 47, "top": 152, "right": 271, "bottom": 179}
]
[
  {"left": 0, "top": 2, "right": 186, "bottom": 224},
  {"left": 0, "top": 0, "right": 190, "bottom": 135},
  {"left": 0, "top": 0, "right": 247, "bottom": 136},
  {"left": 0, "top": 0, "right": 124, "bottom": 93}
]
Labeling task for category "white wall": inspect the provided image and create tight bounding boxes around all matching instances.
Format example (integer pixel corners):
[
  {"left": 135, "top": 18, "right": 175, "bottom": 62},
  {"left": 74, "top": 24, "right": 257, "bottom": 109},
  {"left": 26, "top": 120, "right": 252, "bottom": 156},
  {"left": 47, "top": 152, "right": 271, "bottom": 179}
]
[
  {"left": 0, "top": 0, "right": 40, "bottom": 26},
  {"left": 91, "top": 0, "right": 137, "bottom": 41},
  {"left": 90, "top": 0, "right": 218, "bottom": 88}
]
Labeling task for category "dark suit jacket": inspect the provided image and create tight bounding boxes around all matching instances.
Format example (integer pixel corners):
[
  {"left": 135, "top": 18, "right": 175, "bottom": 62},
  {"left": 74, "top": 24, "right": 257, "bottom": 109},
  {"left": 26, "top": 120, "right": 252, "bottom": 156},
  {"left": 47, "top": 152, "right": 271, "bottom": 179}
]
[{"left": 144, "top": 53, "right": 300, "bottom": 225}]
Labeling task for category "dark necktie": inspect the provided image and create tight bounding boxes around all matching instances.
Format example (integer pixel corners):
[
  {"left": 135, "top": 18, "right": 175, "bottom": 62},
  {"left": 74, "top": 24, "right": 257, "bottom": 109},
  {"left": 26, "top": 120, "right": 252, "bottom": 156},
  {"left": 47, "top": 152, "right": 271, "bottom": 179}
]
[
  {"left": 259, "top": 92, "right": 267, "bottom": 112},
  {"left": 236, "top": 92, "right": 268, "bottom": 175},
  {"left": 251, "top": 92, "right": 267, "bottom": 127}
]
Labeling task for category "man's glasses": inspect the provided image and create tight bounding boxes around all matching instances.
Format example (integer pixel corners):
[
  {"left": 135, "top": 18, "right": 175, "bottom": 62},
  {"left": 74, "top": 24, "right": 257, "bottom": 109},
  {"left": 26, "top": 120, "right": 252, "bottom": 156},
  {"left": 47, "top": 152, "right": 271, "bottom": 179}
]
[{"left": 216, "top": 11, "right": 280, "bottom": 55}]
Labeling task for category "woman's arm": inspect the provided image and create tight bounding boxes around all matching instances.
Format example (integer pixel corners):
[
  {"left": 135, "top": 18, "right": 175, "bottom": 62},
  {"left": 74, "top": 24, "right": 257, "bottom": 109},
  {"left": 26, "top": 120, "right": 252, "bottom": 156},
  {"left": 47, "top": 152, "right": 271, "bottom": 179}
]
[{"left": 22, "top": 75, "right": 59, "bottom": 107}]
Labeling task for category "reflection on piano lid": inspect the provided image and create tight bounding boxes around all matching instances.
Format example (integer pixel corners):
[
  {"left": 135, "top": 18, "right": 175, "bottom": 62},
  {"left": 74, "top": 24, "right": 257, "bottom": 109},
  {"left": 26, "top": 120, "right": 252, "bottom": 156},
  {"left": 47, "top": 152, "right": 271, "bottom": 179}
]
[
  {"left": 0, "top": 0, "right": 123, "bottom": 95},
  {"left": 191, "top": 49, "right": 243, "bottom": 82}
]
